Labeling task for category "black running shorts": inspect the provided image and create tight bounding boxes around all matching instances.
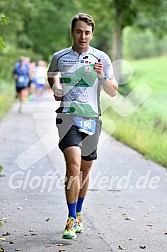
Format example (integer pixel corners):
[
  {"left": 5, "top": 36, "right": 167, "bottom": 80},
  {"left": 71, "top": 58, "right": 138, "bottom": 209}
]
[
  {"left": 56, "top": 113, "right": 102, "bottom": 161},
  {"left": 16, "top": 86, "right": 27, "bottom": 93}
]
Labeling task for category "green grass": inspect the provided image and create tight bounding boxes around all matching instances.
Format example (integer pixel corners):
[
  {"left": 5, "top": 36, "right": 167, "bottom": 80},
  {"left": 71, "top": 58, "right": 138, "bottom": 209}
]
[
  {"left": 0, "top": 82, "right": 15, "bottom": 118},
  {"left": 102, "top": 56, "right": 167, "bottom": 167}
]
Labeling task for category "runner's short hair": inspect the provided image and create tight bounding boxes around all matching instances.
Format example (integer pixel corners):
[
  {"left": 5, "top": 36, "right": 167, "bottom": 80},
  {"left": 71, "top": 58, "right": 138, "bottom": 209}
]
[{"left": 71, "top": 13, "right": 95, "bottom": 32}]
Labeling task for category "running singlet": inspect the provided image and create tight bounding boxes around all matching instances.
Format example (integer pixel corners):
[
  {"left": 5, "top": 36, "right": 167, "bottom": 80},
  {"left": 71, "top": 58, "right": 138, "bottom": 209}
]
[
  {"left": 48, "top": 46, "right": 115, "bottom": 118},
  {"left": 13, "top": 63, "right": 29, "bottom": 88}
]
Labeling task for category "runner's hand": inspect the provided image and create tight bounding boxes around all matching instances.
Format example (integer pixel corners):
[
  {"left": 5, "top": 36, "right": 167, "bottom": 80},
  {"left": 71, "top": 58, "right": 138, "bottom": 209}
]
[
  {"left": 53, "top": 89, "right": 63, "bottom": 101},
  {"left": 94, "top": 59, "right": 105, "bottom": 79}
]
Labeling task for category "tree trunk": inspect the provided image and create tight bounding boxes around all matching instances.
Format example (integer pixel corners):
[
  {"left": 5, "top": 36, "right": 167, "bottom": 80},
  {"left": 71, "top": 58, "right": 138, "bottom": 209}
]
[
  {"left": 112, "top": 20, "right": 123, "bottom": 83},
  {"left": 112, "top": 0, "right": 123, "bottom": 83},
  {"left": 112, "top": 23, "right": 122, "bottom": 61}
]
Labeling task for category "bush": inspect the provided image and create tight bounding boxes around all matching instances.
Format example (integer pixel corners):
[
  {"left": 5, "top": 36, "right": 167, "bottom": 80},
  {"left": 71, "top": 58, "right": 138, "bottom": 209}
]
[{"left": 123, "top": 27, "right": 167, "bottom": 59}]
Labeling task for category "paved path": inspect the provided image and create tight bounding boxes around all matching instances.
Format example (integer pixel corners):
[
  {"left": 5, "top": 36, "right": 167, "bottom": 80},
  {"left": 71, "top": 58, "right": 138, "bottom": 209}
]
[{"left": 0, "top": 93, "right": 167, "bottom": 252}]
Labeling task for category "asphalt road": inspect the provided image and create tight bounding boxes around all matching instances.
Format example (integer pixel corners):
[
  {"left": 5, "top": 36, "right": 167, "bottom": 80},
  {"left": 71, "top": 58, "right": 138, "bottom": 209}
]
[{"left": 0, "top": 92, "right": 167, "bottom": 252}]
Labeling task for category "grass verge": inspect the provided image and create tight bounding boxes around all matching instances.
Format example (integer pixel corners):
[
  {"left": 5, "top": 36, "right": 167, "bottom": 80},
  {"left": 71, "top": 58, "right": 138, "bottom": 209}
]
[
  {"left": 0, "top": 82, "right": 15, "bottom": 119},
  {"left": 101, "top": 56, "right": 167, "bottom": 167}
]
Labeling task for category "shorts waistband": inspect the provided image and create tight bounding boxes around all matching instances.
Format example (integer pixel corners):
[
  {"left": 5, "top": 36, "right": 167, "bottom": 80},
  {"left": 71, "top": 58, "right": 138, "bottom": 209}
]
[{"left": 57, "top": 112, "right": 99, "bottom": 120}]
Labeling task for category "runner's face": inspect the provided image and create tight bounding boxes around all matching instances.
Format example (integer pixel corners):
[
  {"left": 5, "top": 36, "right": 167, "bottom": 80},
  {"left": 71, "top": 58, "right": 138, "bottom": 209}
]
[{"left": 71, "top": 21, "right": 93, "bottom": 54}]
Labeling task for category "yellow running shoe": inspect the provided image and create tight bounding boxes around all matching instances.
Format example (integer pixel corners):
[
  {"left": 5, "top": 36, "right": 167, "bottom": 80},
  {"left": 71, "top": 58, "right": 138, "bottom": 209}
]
[
  {"left": 62, "top": 217, "right": 77, "bottom": 239},
  {"left": 76, "top": 212, "right": 83, "bottom": 233}
]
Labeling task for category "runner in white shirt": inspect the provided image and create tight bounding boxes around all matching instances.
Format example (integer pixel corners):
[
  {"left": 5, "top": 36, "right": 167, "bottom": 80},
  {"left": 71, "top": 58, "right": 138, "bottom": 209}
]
[
  {"left": 35, "top": 60, "right": 47, "bottom": 97},
  {"left": 48, "top": 46, "right": 115, "bottom": 117},
  {"left": 47, "top": 13, "right": 118, "bottom": 240}
]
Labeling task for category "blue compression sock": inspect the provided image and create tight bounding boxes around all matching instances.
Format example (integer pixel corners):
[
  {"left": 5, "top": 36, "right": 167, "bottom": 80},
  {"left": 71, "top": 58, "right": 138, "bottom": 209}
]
[
  {"left": 76, "top": 197, "right": 84, "bottom": 213},
  {"left": 67, "top": 202, "right": 77, "bottom": 219}
]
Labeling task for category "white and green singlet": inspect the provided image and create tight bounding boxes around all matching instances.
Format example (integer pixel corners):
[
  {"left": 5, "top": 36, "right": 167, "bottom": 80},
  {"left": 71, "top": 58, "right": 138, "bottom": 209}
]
[{"left": 48, "top": 46, "right": 115, "bottom": 118}]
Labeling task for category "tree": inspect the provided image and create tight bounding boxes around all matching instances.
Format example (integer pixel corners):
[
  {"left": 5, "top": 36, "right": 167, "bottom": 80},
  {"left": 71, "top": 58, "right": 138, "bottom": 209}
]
[
  {"left": 111, "top": 0, "right": 167, "bottom": 60},
  {"left": 103, "top": 0, "right": 167, "bottom": 82}
]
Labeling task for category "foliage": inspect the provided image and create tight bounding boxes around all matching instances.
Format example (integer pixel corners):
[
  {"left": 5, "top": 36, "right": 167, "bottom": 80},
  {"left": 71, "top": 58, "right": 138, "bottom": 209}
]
[
  {"left": 0, "top": 13, "right": 9, "bottom": 50},
  {"left": 112, "top": 0, "right": 167, "bottom": 59},
  {"left": 111, "top": 0, "right": 138, "bottom": 30},
  {"left": 123, "top": 27, "right": 167, "bottom": 59},
  {"left": 0, "top": 13, "right": 9, "bottom": 27},
  {"left": 0, "top": 36, "right": 5, "bottom": 51},
  {"left": 134, "top": 0, "right": 167, "bottom": 38},
  {"left": 0, "top": 165, "right": 3, "bottom": 174}
]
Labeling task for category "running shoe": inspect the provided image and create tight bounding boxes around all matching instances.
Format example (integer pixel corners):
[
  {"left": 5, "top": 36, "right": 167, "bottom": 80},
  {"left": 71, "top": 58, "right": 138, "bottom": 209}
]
[
  {"left": 18, "top": 107, "right": 24, "bottom": 113},
  {"left": 62, "top": 217, "right": 77, "bottom": 239},
  {"left": 76, "top": 212, "right": 83, "bottom": 233}
]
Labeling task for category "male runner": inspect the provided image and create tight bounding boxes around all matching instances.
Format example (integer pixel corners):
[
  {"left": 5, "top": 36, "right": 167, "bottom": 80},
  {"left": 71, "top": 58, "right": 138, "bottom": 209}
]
[{"left": 47, "top": 13, "right": 118, "bottom": 239}]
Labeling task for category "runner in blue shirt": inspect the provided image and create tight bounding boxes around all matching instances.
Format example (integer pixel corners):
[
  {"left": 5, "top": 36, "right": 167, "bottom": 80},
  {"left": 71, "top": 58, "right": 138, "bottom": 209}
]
[
  {"left": 48, "top": 13, "right": 118, "bottom": 239},
  {"left": 13, "top": 56, "right": 29, "bottom": 112}
]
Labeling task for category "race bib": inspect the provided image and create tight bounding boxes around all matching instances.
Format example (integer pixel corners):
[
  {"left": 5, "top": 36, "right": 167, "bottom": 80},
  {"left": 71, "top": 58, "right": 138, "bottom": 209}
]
[
  {"left": 16, "top": 75, "right": 28, "bottom": 87},
  {"left": 73, "top": 117, "right": 96, "bottom": 135},
  {"left": 18, "top": 76, "right": 25, "bottom": 84}
]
